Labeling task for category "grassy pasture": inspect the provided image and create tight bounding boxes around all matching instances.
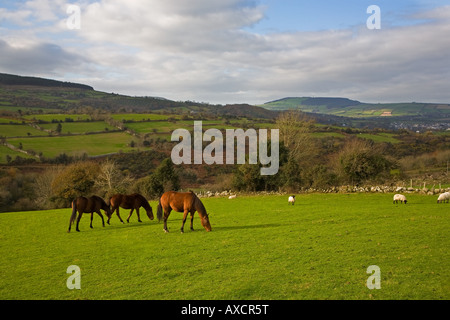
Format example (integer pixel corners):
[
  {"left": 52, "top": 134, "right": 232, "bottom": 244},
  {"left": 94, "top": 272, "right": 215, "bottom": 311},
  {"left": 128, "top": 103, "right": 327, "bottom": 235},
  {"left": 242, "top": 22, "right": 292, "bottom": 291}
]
[
  {"left": 23, "top": 114, "right": 92, "bottom": 122},
  {"left": 39, "top": 121, "right": 116, "bottom": 134},
  {"left": 0, "top": 145, "right": 36, "bottom": 162},
  {"left": 7, "top": 132, "right": 135, "bottom": 157},
  {"left": 0, "top": 193, "right": 448, "bottom": 300},
  {"left": 0, "top": 124, "right": 44, "bottom": 137},
  {"left": 356, "top": 133, "right": 401, "bottom": 143},
  {"left": 110, "top": 113, "right": 179, "bottom": 121}
]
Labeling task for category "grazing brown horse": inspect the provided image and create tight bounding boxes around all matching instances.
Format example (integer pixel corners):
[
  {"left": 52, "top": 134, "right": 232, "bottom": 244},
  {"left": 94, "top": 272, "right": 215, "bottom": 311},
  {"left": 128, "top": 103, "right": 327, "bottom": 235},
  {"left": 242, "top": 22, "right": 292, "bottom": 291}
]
[
  {"left": 68, "top": 195, "right": 112, "bottom": 232},
  {"left": 108, "top": 193, "right": 154, "bottom": 224},
  {"left": 157, "top": 191, "right": 211, "bottom": 233}
]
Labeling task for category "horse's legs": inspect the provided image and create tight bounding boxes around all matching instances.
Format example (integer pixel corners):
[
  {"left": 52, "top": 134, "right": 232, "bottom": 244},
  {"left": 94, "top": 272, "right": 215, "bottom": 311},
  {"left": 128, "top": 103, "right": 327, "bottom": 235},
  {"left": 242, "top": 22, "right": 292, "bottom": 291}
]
[
  {"left": 136, "top": 208, "right": 142, "bottom": 222},
  {"left": 107, "top": 206, "right": 116, "bottom": 224},
  {"left": 163, "top": 207, "right": 172, "bottom": 233},
  {"left": 190, "top": 212, "right": 195, "bottom": 231},
  {"left": 76, "top": 212, "right": 83, "bottom": 232},
  {"left": 115, "top": 207, "right": 124, "bottom": 224},
  {"left": 126, "top": 208, "right": 134, "bottom": 223},
  {"left": 180, "top": 210, "right": 189, "bottom": 233},
  {"left": 96, "top": 211, "right": 105, "bottom": 227},
  {"left": 90, "top": 212, "right": 94, "bottom": 228},
  {"left": 68, "top": 213, "right": 75, "bottom": 232}
]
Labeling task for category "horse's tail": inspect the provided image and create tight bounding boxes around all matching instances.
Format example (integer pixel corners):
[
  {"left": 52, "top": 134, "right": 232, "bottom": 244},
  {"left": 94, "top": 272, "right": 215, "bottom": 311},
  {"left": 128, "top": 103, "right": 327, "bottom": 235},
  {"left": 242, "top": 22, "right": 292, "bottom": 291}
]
[
  {"left": 107, "top": 196, "right": 113, "bottom": 208},
  {"left": 68, "top": 199, "right": 78, "bottom": 232},
  {"left": 156, "top": 197, "right": 163, "bottom": 222}
]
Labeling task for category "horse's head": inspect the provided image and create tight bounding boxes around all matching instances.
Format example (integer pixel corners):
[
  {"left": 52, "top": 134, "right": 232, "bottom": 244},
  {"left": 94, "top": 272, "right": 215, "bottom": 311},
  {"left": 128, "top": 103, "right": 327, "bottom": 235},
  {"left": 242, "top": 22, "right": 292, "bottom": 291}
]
[
  {"left": 103, "top": 203, "right": 112, "bottom": 219},
  {"left": 146, "top": 206, "right": 154, "bottom": 220},
  {"left": 103, "top": 203, "right": 113, "bottom": 219},
  {"left": 201, "top": 213, "right": 212, "bottom": 232}
]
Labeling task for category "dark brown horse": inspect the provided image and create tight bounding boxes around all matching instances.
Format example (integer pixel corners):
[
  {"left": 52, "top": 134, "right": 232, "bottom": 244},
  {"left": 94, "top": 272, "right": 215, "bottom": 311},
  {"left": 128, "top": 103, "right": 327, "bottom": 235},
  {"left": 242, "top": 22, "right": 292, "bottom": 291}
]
[
  {"left": 68, "top": 195, "right": 112, "bottom": 232},
  {"left": 157, "top": 191, "right": 211, "bottom": 233},
  {"left": 108, "top": 193, "right": 154, "bottom": 224}
]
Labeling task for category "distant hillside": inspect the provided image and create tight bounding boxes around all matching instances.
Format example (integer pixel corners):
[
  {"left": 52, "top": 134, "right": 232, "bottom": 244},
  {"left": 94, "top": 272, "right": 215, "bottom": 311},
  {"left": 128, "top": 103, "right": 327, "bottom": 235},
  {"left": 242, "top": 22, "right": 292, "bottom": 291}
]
[
  {"left": 214, "top": 104, "right": 278, "bottom": 119},
  {"left": 265, "top": 97, "right": 361, "bottom": 110},
  {"left": 0, "top": 73, "right": 93, "bottom": 90},
  {"left": 0, "top": 73, "right": 279, "bottom": 119},
  {"left": 1, "top": 73, "right": 448, "bottom": 127},
  {"left": 261, "top": 97, "right": 450, "bottom": 120}
]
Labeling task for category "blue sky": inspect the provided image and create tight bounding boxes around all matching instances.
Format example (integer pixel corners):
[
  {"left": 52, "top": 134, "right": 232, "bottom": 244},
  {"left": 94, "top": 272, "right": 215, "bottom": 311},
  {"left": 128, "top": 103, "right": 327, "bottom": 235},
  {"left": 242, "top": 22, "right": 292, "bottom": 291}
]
[
  {"left": 250, "top": 0, "right": 443, "bottom": 32},
  {"left": 1, "top": 0, "right": 450, "bottom": 104}
]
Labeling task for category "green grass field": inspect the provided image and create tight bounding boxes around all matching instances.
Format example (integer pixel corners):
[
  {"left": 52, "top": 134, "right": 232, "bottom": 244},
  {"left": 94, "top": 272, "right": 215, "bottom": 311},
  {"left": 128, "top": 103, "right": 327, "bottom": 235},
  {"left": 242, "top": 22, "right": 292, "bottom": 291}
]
[
  {"left": 0, "top": 193, "right": 448, "bottom": 300},
  {"left": 39, "top": 121, "right": 116, "bottom": 134},
  {"left": 0, "top": 145, "right": 36, "bottom": 162},
  {"left": 7, "top": 132, "right": 136, "bottom": 157},
  {"left": 23, "top": 114, "right": 92, "bottom": 122},
  {"left": 0, "top": 124, "right": 44, "bottom": 137}
]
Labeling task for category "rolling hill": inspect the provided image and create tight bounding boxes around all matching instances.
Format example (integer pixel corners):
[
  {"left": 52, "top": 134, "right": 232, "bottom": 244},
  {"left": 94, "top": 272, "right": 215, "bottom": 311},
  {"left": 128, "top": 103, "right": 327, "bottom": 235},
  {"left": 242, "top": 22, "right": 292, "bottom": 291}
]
[
  {"left": 0, "top": 73, "right": 278, "bottom": 119},
  {"left": 0, "top": 73, "right": 93, "bottom": 90},
  {"left": 261, "top": 97, "right": 450, "bottom": 119},
  {"left": 1, "top": 73, "right": 449, "bottom": 129}
]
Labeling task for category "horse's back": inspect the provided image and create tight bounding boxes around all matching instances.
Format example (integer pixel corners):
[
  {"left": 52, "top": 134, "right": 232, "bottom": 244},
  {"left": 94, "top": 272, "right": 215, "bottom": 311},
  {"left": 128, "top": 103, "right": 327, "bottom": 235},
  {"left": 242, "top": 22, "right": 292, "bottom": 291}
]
[
  {"left": 130, "top": 193, "right": 148, "bottom": 205},
  {"left": 109, "top": 194, "right": 124, "bottom": 206},
  {"left": 161, "top": 191, "right": 196, "bottom": 212}
]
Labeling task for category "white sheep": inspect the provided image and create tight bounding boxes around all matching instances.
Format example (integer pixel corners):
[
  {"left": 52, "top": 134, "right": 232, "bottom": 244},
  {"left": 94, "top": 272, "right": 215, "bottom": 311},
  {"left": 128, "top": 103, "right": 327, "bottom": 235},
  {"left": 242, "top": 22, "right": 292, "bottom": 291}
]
[
  {"left": 437, "top": 192, "right": 450, "bottom": 203},
  {"left": 393, "top": 194, "right": 407, "bottom": 204},
  {"left": 228, "top": 194, "right": 237, "bottom": 199},
  {"left": 288, "top": 195, "right": 295, "bottom": 205}
]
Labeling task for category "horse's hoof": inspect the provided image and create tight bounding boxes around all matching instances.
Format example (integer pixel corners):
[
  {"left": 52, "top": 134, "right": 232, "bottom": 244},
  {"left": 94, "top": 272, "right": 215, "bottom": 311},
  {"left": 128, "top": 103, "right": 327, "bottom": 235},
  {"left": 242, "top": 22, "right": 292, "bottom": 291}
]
[
  {"left": 138, "top": 220, "right": 142, "bottom": 223},
  {"left": 164, "top": 229, "right": 169, "bottom": 233}
]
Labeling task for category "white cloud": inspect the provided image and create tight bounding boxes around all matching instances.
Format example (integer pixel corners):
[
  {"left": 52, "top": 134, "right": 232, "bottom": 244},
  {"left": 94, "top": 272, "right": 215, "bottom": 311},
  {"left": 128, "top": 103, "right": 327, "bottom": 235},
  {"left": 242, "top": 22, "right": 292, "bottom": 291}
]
[
  {"left": 0, "top": 39, "right": 91, "bottom": 76},
  {"left": 0, "top": 1, "right": 449, "bottom": 104}
]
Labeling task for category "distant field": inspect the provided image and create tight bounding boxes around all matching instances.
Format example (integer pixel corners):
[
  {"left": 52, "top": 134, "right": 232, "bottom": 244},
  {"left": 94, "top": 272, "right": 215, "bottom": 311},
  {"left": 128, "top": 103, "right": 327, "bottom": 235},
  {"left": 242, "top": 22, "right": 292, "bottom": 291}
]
[
  {"left": 0, "top": 193, "right": 448, "bottom": 300},
  {"left": 39, "top": 121, "right": 116, "bottom": 134},
  {"left": 110, "top": 113, "right": 179, "bottom": 121},
  {"left": 0, "top": 117, "right": 23, "bottom": 124},
  {"left": 23, "top": 114, "right": 92, "bottom": 122},
  {"left": 0, "top": 124, "right": 44, "bottom": 137},
  {"left": 7, "top": 132, "right": 136, "bottom": 157},
  {"left": 0, "top": 145, "right": 36, "bottom": 162},
  {"left": 125, "top": 120, "right": 245, "bottom": 134},
  {"left": 356, "top": 133, "right": 401, "bottom": 143}
]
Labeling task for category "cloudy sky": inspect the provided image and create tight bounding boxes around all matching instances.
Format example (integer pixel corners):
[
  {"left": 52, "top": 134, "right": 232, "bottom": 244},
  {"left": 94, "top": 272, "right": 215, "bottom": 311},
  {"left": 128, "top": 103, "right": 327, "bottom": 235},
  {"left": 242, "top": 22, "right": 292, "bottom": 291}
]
[{"left": 0, "top": 0, "right": 449, "bottom": 105}]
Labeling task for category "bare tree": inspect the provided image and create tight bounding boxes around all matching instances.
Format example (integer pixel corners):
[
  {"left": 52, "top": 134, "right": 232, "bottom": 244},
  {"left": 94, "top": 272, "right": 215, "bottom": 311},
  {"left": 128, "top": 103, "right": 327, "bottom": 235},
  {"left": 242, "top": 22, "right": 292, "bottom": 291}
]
[
  {"left": 276, "top": 110, "right": 317, "bottom": 164},
  {"left": 34, "top": 166, "right": 64, "bottom": 209},
  {"left": 95, "top": 159, "right": 133, "bottom": 197}
]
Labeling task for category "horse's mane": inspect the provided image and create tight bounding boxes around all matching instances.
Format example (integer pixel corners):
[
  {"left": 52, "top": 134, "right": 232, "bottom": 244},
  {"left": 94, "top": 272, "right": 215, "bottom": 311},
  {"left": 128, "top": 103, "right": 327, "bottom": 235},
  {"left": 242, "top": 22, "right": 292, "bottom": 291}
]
[
  {"left": 92, "top": 195, "right": 106, "bottom": 204},
  {"left": 134, "top": 193, "right": 152, "bottom": 211},
  {"left": 192, "top": 193, "right": 207, "bottom": 216}
]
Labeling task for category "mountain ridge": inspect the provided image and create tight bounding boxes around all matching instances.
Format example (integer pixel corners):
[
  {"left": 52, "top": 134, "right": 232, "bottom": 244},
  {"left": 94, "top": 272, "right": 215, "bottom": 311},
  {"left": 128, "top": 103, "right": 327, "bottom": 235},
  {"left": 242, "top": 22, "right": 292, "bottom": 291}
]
[
  {"left": 0, "top": 73, "right": 94, "bottom": 90},
  {"left": 260, "top": 96, "right": 450, "bottom": 120}
]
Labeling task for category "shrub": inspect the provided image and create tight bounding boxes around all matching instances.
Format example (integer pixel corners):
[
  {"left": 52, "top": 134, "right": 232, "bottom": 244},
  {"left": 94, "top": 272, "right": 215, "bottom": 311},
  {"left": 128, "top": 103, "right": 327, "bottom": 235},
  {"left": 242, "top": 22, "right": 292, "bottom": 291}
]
[{"left": 51, "top": 161, "right": 100, "bottom": 206}]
